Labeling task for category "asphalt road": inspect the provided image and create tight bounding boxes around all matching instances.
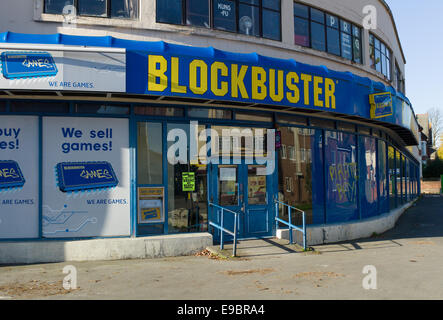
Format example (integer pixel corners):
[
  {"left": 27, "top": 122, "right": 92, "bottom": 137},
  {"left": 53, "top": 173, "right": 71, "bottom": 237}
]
[{"left": 0, "top": 195, "right": 442, "bottom": 300}]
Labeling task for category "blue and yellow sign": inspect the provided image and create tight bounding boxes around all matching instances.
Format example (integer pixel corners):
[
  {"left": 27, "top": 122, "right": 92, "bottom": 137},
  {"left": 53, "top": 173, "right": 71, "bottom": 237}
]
[
  {"left": 143, "top": 54, "right": 337, "bottom": 110},
  {"left": 369, "top": 92, "right": 393, "bottom": 119},
  {"left": 141, "top": 207, "right": 162, "bottom": 221},
  {"left": 0, "top": 160, "right": 25, "bottom": 189}
]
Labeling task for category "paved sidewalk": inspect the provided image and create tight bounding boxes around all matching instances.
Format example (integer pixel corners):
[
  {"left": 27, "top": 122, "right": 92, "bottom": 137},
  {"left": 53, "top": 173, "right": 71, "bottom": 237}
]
[{"left": 0, "top": 195, "right": 442, "bottom": 300}]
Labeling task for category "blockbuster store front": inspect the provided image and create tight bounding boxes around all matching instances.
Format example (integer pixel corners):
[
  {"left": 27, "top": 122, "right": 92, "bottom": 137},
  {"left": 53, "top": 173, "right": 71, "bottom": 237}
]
[{"left": 0, "top": 32, "right": 420, "bottom": 244}]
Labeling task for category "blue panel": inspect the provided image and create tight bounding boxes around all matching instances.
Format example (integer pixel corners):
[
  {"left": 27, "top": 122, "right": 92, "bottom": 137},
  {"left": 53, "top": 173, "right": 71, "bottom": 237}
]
[
  {"left": 311, "top": 129, "right": 325, "bottom": 224},
  {"left": 325, "top": 131, "right": 358, "bottom": 223},
  {"left": 378, "top": 140, "right": 389, "bottom": 214},
  {"left": 56, "top": 161, "right": 119, "bottom": 192},
  {"left": 0, "top": 160, "right": 26, "bottom": 189},
  {"left": 1, "top": 51, "right": 58, "bottom": 79},
  {"left": 359, "top": 136, "right": 378, "bottom": 219}
]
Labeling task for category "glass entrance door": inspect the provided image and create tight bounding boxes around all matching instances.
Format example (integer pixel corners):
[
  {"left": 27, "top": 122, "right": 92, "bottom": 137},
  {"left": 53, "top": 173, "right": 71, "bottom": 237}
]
[{"left": 209, "top": 163, "right": 274, "bottom": 240}]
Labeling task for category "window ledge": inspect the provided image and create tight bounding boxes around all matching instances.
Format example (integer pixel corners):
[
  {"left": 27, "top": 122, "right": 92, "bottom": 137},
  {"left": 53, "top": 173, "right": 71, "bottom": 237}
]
[{"left": 37, "top": 13, "right": 141, "bottom": 29}]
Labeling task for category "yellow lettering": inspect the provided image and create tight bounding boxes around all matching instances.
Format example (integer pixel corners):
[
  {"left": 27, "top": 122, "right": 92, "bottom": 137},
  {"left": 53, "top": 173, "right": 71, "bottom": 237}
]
[
  {"left": 211, "top": 62, "right": 228, "bottom": 96},
  {"left": 325, "top": 78, "right": 336, "bottom": 109},
  {"left": 171, "top": 57, "right": 186, "bottom": 94},
  {"left": 269, "top": 69, "right": 284, "bottom": 102},
  {"left": 300, "top": 74, "right": 312, "bottom": 105},
  {"left": 286, "top": 72, "right": 300, "bottom": 104},
  {"left": 252, "top": 66, "right": 267, "bottom": 100},
  {"left": 148, "top": 55, "right": 168, "bottom": 92},
  {"left": 314, "top": 76, "right": 324, "bottom": 107},
  {"left": 189, "top": 60, "right": 208, "bottom": 95},
  {"left": 231, "top": 64, "right": 249, "bottom": 99}
]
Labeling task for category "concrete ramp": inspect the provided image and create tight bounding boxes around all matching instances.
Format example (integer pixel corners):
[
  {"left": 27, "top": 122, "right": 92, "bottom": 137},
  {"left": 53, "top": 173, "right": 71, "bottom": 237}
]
[{"left": 206, "top": 238, "right": 307, "bottom": 259}]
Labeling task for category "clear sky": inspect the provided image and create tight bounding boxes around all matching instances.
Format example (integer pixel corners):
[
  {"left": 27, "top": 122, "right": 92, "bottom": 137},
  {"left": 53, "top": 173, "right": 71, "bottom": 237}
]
[{"left": 387, "top": 0, "right": 443, "bottom": 115}]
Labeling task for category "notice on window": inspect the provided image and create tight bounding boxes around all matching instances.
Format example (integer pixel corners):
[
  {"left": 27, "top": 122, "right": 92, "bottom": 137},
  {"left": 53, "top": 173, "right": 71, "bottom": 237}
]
[
  {"left": 220, "top": 167, "right": 236, "bottom": 181},
  {"left": 182, "top": 172, "right": 195, "bottom": 192}
]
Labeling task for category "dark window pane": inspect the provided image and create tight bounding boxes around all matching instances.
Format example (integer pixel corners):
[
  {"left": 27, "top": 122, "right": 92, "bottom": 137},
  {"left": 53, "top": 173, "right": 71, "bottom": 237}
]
[
  {"left": 0, "top": 101, "right": 6, "bottom": 112},
  {"left": 186, "top": 0, "right": 209, "bottom": 28},
  {"left": 11, "top": 101, "right": 69, "bottom": 113},
  {"left": 111, "top": 0, "right": 138, "bottom": 19},
  {"left": 327, "top": 27, "right": 340, "bottom": 56},
  {"left": 263, "top": 0, "right": 280, "bottom": 10},
  {"left": 240, "top": 0, "right": 259, "bottom": 5},
  {"left": 294, "top": 17, "right": 309, "bottom": 46},
  {"left": 75, "top": 103, "right": 129, "bottom": 115},
  {"left": 134, "top": 106, "right": 185, "bottom": 117},
  {"left": 369, "top": 33, "right": 374, "bottom": 45},
  {"left": 352, "top": 25, "right": 360, "bottom": 38},
  {"left": 353, "top": 37, "right": 362, "bottom": 63},
  {"left": 45, "top": 0, "right": 74, "bottom": 14},
  {"left": 326, "top": 14, "right": 338, "bottom": 29},
  {"left": 137, "top": 122, "right": 163, "bottom": 185},
  {"left": 310, "top": 8, "right": 324, "bottom": 24},
  {"left": 340, "top": 20, "right": 351, "bottom": 34},
  {"left": 157, "top": 0, "right": 182, "bottom": 24},
  {"left": 375, "top": 49, "right": 381, "bottom": 73},
  {"left": 374, "top": 37, "right": 380, "bottom": 50},
  {"left": 310, "top": 118, "right": 334, "bottom": 129},
  {"left": 263, "top": 10, "right": 281, "bottom": 40},
  {"left": 188, "top": 107, "right": 232, "bottom": 119},
  {"left": 311, "top": 21, "right": 325, "bottom": 51},
  {"left": 293, "top": 2, "right": 308, "bottom": 18},
  {"left": 341, "top": 32, "right": 352, "bottom": 60},
  {"left": 213, "top": 0, "right": 236, "bottom": 32},
  {"left": 78, "top": 0, "right": 107, "bottom": 17},
  {"left": 239, "top": 4, "right": 260, "bottom": 37}
]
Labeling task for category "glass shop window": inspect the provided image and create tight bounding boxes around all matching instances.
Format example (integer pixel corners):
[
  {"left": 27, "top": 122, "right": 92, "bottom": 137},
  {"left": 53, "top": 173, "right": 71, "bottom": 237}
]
[
  {"left": 310, "top": 8, "right": 325, "bottom": 52},
  {"left": 293, "top": 2, "right": 309, "bottom": 47},
  {"left": 277, "top": 126, "right": 324, "bottom": 225},
  {"left": 167, "top": 123, "right": 208, "bottom": 233},
  {"left": 0, "top": 101, "right": 6, "bottom": 112},
  {"left": 45, "top": 0, "right": 138, "bottom": 19},
  {"left": 188, "top": 107, "right": 232, "bottom": 119},
  {"left": 213, "top": 0, "right": 237, "bottom": 32},
  {"left": 370, "top": 33, "right": 392, "bottom": 79},
  {"left": 340, "top": 19, "right": 352, "bottom": 60},
  {"left": 186, "top": 0, "right": 210, "bottom": 28},
  {"left": 157, "top": 0, "right": 281, "bottom": 41},
  {"left": 74, "top": 103, "right": 130, "bottom": 115},
  {"left": 156, "top": 0, "right": 183, "bottom": 24},
  {"left": 137, "top": 122, "right": 163, "bottom": 185},
  {"left": 388, "top": 146, "right": 397, "bottom": 210},
  {"left": 326, "top": 14, "right": 340, "bottom": 56},
  {"left": 262, "top": 0, "right": 281, "bottom": 41},
  {"left": 352, "top": 25, "right": 362, "bottom": 63},
  {"left": 238, "top": 0, "right": 260, "bottom": 37},
  {"left": 134, "top": 106, "right": 184, "bottom": 117},
  {"left": 10, "top": 101, "right": 69, "bottom": 113}
]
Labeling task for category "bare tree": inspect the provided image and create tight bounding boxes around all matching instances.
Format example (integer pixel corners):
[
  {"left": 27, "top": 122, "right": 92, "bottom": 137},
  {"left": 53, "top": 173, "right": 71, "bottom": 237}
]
[{"left": 428, "top": 107, "right": 443, "bottom": 149}]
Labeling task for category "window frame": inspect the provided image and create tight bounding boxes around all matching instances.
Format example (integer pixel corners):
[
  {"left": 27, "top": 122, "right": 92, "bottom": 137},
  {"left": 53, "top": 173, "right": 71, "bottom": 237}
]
[
  {"left": 370, "top": 33, "right": 393, "bottom": 81},
  {"left": 44, "top": 0, "right": 139, "bottom": 19},
  {"left": 293, "top": 2, "right": 363, "bottom": 64},
  {"left": 156, "top": 0, "right": 282, "bottom": 41}
]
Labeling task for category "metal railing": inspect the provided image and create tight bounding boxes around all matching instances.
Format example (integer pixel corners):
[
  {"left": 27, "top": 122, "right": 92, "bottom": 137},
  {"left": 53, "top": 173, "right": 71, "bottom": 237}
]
[
  {"left": 208, "top": 203, "right": 241, "bottom": 257},
  {"left": 274, "top": 200, "right": 307, "bottom": 251}
]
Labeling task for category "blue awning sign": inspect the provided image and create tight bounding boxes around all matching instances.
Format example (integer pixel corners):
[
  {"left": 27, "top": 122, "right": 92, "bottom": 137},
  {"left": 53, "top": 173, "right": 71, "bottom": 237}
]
[{"left": 369, "top": 92, "right": 393, "bottom": 119}]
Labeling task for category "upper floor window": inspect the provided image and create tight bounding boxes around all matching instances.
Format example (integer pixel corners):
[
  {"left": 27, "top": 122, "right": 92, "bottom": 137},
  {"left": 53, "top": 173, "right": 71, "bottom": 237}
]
[
  {"left": 44, "top": 0, "right": 138, "bottom": 19},
  {"left": 369, "top": 33, "right": 392, "bottom": 80},
  {"left": 294, "top": 2, "right": 362, "bottom": 64},
  {"left": 156, "top": 0, "right": 282, "bottom": 41},
  {"left": 394, "top": 63, "right": 405, "bottom": 94}
]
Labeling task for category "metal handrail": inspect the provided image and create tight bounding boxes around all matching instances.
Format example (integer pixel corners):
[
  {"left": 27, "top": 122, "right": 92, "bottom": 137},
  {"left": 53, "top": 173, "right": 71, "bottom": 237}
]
[
  {"left": 274, "top": 199, "right": 307, "bottom": 250},
  {"left": 208, "top": 202, "right": 241, "bottom": 257}
]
